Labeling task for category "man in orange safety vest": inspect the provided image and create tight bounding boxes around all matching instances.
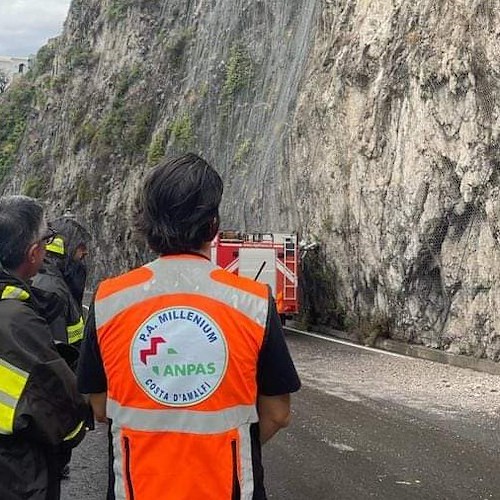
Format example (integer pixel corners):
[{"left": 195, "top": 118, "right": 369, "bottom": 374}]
[{"left": 77, "top": 153, "right": 301, "bottom": 499}]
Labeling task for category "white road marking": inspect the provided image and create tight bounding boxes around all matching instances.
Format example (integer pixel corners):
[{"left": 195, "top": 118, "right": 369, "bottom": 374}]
[
  {"left": 321, "top": 439, "right": 355, "bottom": 452},
  {"left": 395, "top": 480, "right": 421, "bottom": 486},
  {"left": 322, "top": 390, "right": 362, "bottom": 403},
  {"left": 285, "top": 326, "right": 412, "bottom": 360}
]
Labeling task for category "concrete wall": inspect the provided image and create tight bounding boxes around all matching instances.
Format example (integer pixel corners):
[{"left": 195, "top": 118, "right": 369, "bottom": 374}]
[{"left": 0, "top": 55, "right": 31, "bottom": 85}]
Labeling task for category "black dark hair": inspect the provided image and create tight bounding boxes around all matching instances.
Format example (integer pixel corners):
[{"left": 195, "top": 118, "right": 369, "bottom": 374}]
[
  {"left": 0, "top": 195, "right": 44, "bottom": 270},
  {"left": 135, "top": 153, "right": 223, "bottom": 254}
]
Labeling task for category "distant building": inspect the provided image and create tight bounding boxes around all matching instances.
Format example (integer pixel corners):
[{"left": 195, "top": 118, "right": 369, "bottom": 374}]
[{"left": 0, "top": 55, "right": 32, "bottom": 88}]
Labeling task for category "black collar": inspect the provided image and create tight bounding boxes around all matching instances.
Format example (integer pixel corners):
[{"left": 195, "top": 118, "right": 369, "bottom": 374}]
[{"left": 160, "top": 251, "right": 211, "bottom": 262}]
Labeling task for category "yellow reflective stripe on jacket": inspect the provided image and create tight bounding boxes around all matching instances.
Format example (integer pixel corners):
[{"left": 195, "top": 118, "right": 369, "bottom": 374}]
[
  {"left": 0, "top": 402, "right": 16, "bottom": 435},
  {"left": 63, "top": 420, "right": 84, "bottom": 441},
  {"left": 1, "top": 286, "right": 29, "bottom": 301},
  {"left": 67, "top": 316, "right": 84, "bottom": 344},
  {"left": 46, "top": 236, "right": 65, "bottom": 255},
  {"left": 0, "top": 358, "right": 29, "bottom": 399},
  {"left": 0, "top": 358, "right": 29, "bottom": 435}
]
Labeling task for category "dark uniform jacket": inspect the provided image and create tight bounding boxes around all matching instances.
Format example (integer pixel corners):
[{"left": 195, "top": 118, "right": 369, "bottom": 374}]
[
  {"left": 32, "top": 257, "right": 84, "bottom": 347},
  {"left": 0, "top": 271, "right": 86, "bottom": 500}
]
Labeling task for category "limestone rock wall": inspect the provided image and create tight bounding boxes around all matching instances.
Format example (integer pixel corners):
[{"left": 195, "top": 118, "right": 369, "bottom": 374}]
[
  {"left": 3, "top": 0, "right": 500, "bottom": 358},
  {"left": 290, "top": 0, "right": 500, "bottom": 358},
  {"left": 4, "top": 0, "right": 318, "bottom": 277}
]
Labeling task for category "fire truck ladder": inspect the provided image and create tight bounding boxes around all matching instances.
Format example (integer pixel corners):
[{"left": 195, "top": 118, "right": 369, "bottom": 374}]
[{"left": 283, "top": 236, "right": 297, "bottom": 301}]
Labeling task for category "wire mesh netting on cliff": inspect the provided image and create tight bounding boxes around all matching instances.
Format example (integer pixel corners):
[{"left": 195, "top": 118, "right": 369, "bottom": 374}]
[{"left": 296, "top": 1, "right": 500, "bottom": 360}]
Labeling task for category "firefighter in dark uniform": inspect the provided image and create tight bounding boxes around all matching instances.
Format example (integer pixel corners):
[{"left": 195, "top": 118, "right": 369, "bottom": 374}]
[
  {"left": 32, "top": 215, "right": 90, "bottom": 351},
  {"left": 0, "top": 195, "right": 86, "bottom": 500},
  {"left": 31, "top": 215, "right": 91, "bottom": 479}
]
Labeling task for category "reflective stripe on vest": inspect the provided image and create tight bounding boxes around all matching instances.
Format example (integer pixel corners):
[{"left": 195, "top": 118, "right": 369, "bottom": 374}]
[
  {"left": 67, "top": 316, "right": 84, "bottom": 344},
  {"left": 110, "top": 423, "right": 127, "bottom": 500},
  {"left": 64, "top": 420, "right": 84, "bottom": 441},
  {"left": 0, "top": 358, "right": 29, "bottom": 435},
  {"left": 95, "top": 258, "right": 268, "bottom": 330},
  {"left": 1, "top": 286, "right": 29, "bottom": 301},
  {"left": 107, "top": 398, "right": 258, "bottom": 434},
  {"left": 239, "top": 423, "right": 254, "bottom": 499}
]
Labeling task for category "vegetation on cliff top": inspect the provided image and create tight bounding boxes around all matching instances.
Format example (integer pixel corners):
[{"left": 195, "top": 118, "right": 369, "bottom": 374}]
[{"left": 0, "top": 79, "right": 35, "bottom": 183}]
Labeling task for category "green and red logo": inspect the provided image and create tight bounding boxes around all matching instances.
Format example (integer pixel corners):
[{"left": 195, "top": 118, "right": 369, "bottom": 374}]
[{"left": 131, "top": 307, "right": 228, "bottom": 407}]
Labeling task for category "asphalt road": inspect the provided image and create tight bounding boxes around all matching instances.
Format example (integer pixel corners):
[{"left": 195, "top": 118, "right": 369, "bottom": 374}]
[{"left": 63, "top": 330, "right": 500, "bottom": 499}]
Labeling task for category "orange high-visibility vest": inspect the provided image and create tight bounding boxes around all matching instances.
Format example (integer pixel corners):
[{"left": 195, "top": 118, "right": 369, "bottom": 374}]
[{"left": 95, "top": 255, "right": 269, "bottom": 500}]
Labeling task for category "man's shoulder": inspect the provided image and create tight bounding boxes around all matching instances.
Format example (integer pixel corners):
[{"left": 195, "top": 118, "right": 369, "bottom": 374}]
[
  {"left": 0, "top": 297, "right": 47, "bottom": 339},
  {"left": 32, "top": 271, "right": 68, "bottom": 298},
  {"left": 210, "top": 267, "right": 269, "bottom": 300},
  {"left": 0, "top": 296, "right": 33, "bottom": 317},
  {"left": 96, "top": 264, "right": 154, "bottom": 300}
]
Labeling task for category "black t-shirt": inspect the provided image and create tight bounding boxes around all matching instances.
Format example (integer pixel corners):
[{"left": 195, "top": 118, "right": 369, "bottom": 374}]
[{"left": 77, "top": 295, "right": 301, "bottom": 396}]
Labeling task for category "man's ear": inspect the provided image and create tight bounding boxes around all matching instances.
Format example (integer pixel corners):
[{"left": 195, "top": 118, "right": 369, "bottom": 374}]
[
  {"left": 208, "top": 215, "right": 220, "bottom": 241},
  {"left": 26, "top": 243, "right": 39, "bottom": 265}
]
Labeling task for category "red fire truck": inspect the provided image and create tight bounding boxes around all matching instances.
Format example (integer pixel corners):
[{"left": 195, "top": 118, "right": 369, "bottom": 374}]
[{"left": 211, "top": 231, "right": 300, "bottom": 320}]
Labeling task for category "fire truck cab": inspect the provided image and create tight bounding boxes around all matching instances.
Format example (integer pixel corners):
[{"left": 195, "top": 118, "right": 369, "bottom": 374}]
[{"left": 211, "top": 231, "right": 299, "bottom": 320}]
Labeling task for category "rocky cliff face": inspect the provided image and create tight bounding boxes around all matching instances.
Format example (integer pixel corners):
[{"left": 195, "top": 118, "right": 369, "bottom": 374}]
[
  {"left": 289, "top": 0, "right": 500, "bottom": 358},
  {"left": 2, "top": 0, "right": 500, "bottom": 359}
]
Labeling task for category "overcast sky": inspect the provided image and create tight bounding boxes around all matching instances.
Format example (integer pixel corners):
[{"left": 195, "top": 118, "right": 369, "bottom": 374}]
[{"left": 0, "top": 0, "right": 72, "bottom": 57}]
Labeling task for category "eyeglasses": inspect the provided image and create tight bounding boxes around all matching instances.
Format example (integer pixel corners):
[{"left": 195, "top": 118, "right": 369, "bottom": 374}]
[{"left": 39, "top": 226, "right": 57, "bottom": 246}]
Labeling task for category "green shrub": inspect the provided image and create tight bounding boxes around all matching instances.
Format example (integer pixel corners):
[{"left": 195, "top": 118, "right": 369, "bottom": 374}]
[
  {"left": 87, "top": 65, "right": 153, "bottom": 160},
  {"left": 107, "top": 0, "right": 131, "bottom": 22},
  {"left": 76, "top": 177, "right": 92, "bottom": 203},
  {"left": 352, "top": 313, "right": 392, "bottom": 347},
  {"left": 126, "top": 105, "right": 154, "bottom": 154},
  {"left": 147, "top": 130, "right": 166, "bottom": 165},
  {"left": 52, "top": 140, "right": 64, "bottom": 160},
  {"left": 66, "top": 45, "right": 94, "bottom": 70},
  {"left": 22, "top": 176, "right": 44, "bottom": 198},
  {"left": 322, "top": 214, "right": 334, "bottom": 233},
  {"left": 28, "top": 151, "right": 45, "bottom": 169},
  {"left": 73, "top": 121, "right": 97, "bottom": 153},
  {"left": 50, "top": 74, "right": 70, "bottom": 93},
  {"left": 90, "top": 68, "right": 147, "bottom": 157},
  {"left": 0, "top": 79, "right": 35, "bottom": 182},
  {"left": 222, "top": 44, "right": 253, "bottom": 105},
  {"left": 233, "top": 139, "right": 251, "bottom": 167},
  {"left": 35, "top": 87, "right": 48, "bottom": 109},
  {"left": 168, "top": 113, "right": 193, "bottom": 150},
  {"left": 198, "top": 82, "right": 209, "bottom": 98},
  {"left": 30, "top": 45, "right": 56, "bottom": 78},
  {"left": 115, "top": 65, "right": 142, "bottom": 97},
  {"left": 92, "top": 104, "right": 126, "bottom": 159},
  {"left": 164, "top": 28, "right": 195, "bottom": 68},
  {"left": 92, "top": 98, "right": 154, "bottom": 159},
  {"left": 69, "top": 106, "right": 87, "bottom": 127}
]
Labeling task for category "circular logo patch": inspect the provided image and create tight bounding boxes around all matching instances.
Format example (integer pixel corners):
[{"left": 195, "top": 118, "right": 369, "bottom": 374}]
[{"left": 130, "top": 307, "right": 228, "bottom": 407}]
